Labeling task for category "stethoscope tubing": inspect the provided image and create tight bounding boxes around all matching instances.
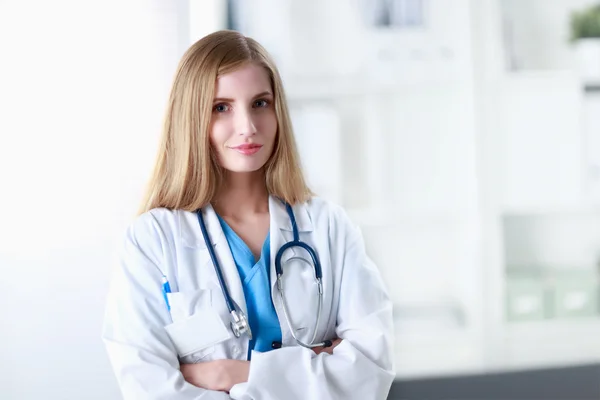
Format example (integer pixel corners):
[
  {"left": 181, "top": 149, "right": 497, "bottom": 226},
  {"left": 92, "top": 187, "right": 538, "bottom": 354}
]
[{"left": 196, "top": 202, "right": 330, "bottom": 348}]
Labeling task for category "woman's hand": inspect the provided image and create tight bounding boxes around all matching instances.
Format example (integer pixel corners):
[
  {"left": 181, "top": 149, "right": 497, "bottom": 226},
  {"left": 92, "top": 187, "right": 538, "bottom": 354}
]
[
  {"left": 181, "top": 340, "right": 341, "bottom": 391},
  {"left": 181, "top": 359, "right": 250, "bottom": 393},
  {"left": 312, "top": 337, "right": 343, "bottom": 355}
]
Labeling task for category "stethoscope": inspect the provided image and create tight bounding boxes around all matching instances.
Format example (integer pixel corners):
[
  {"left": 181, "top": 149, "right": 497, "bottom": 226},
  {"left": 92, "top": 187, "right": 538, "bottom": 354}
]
[{"left": 196, "top": 202, "right": 332, "bottom": 349}]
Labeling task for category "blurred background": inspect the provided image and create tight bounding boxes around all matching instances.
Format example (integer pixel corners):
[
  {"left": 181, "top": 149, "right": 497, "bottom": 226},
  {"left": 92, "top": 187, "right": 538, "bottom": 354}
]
[{"left": 1, "top": 0, "right": 600, "bottom": 398}]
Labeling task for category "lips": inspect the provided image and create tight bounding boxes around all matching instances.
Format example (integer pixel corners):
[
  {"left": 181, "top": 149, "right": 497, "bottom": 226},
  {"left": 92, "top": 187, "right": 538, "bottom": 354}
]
[
  {"left": 232, "top": 144, "right": 262, "bottom": 150},
  {"left": 229, "top": 143, "right": 263, "bottom": 155}
]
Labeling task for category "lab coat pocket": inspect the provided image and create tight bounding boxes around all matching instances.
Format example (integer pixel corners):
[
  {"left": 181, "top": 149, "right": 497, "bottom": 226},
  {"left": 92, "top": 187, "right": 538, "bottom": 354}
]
[
  {"left": 165, "top": 308, "right": 230, "bottom": 359},
  {"left": 167, "top": 289, "right": 210, "bottom": 323},
  {"left": 164, "top": 289, "right": 231, "bottom": 361}
]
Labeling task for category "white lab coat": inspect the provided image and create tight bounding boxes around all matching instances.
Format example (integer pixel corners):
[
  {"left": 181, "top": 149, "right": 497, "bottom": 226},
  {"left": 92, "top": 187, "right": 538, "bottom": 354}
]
[{"left": 102, "top": 196, "right": 395, "bottom": 399}]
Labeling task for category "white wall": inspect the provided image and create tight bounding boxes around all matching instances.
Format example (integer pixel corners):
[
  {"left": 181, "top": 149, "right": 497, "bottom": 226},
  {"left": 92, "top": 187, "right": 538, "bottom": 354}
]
[{"left": 0, "top": 1, "right": 190, "bottom": 398}]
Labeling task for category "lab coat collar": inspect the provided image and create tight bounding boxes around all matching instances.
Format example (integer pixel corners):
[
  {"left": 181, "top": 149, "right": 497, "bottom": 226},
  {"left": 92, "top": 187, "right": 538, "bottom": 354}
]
[
  {"left": 179, "top": 204, "right": 222, "bottom": 249},
  {"left": 179, "top": 196, "right": 313, "bottom": 248}
]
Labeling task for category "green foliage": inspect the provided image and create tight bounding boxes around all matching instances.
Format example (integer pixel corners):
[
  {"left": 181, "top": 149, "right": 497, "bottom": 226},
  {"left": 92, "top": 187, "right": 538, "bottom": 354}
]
[{"left": 571, "top": 4, "right": 600, "bottom": 41}]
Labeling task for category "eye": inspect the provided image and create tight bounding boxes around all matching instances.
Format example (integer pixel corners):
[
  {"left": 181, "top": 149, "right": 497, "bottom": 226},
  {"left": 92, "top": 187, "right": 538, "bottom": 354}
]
[
  {"left": 213, "top": 103, "right": 229, "bottom": 113},
  {"left": 253, "top": 99, "right": 270, "bottom": 108}
]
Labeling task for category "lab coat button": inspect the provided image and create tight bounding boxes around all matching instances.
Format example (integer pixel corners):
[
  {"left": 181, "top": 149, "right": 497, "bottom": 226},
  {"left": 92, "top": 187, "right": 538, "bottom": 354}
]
[{"left": 232, "top": 346, "right": 240, "bottom": 355}]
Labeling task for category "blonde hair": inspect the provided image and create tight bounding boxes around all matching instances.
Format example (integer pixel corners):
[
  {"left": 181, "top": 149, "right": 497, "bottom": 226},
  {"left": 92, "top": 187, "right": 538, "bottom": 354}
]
[{"left": 139, "top": 30, "right": 312, "bottom": 214}]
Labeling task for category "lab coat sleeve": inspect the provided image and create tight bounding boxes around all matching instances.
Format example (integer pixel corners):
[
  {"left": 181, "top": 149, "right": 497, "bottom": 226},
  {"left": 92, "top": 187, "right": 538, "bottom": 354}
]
[
  {"left": 102, "top": 212, "right": 230, "bottom": 400},
  {"left": 229, "top": 213, "right": 396, "bottom": 400}
]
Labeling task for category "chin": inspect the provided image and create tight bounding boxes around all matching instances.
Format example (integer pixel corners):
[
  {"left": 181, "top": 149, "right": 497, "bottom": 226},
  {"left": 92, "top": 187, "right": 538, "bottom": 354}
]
[{"left": 225, "top": 162, "right": 267, "bottom": 173}]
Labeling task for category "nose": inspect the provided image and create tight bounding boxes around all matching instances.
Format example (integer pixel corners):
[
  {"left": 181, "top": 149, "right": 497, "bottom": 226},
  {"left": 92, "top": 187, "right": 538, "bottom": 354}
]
[{"left": 234, "top": 107, "right": 257, "bottom": 137}]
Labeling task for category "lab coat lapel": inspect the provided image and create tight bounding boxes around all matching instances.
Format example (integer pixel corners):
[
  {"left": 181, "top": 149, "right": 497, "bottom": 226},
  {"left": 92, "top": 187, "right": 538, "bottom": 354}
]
[
  {"left": 268, "top": 197, "right": 316, "bottom": 345},
  {"left": 269, "top": 197, "right": 295, "bottom": 344},
  {"left": 183, "top": 205, "right": 247, "bottom": 316},
  {"left": 268, "top": 196, "right": 315, "bottom": 292},
  {"left": 268, "top": 196, "right": 296, "bottom": 295}
]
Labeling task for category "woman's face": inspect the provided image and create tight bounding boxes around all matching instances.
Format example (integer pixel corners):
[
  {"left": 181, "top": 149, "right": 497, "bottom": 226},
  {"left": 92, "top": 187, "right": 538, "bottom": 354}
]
[{"left": 209, "top": 63, "right": 277, "bottom": 174}]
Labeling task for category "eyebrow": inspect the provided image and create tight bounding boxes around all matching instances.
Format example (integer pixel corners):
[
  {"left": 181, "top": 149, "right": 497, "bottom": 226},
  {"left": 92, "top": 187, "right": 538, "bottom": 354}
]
[{"left": 213, "top": 91, "right": 273, "bottom": 103}]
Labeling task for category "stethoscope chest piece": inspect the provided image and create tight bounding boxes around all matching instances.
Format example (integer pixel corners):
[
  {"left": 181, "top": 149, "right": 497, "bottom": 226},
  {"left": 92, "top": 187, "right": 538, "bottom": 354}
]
[{"left": 230, "top": 309, "right": 252, "bottom": 340}]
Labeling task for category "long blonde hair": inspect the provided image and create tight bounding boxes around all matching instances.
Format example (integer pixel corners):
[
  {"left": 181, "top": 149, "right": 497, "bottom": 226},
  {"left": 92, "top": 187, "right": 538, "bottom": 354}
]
[{"left": 139, "top": 30, "right": 312, "bottom": 214}]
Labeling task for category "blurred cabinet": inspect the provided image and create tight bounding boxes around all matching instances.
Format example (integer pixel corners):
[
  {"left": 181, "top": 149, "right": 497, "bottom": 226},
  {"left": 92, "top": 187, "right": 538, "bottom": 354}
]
[
  {"left": 476, "top": 0, "right": 600, "bottom": 376},
  {"left": 506, "top": 276, "right": 548, "bottom": 322},
  {"left": 552, "top": 276, "right": 598, "bottom": 318},
  {"left": 506, "top": 267, "right": 600, "bottom": 321}
]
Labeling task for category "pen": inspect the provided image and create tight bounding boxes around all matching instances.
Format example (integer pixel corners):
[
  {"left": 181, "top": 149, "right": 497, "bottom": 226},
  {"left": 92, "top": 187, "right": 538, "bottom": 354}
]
[{"left": 162, "top": 275, "right": 171, "bottom": 311}]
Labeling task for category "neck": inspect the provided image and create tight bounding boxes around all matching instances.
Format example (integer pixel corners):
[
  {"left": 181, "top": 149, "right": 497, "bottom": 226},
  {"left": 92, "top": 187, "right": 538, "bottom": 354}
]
[{"left": 212, "top": 170, "right": 269, "bottom": 217}]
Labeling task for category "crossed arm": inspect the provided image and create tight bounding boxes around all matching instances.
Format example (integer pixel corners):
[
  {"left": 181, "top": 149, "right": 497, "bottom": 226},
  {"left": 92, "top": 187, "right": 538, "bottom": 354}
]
[{"left": 179, "top": 338, "right": 343, "bottom": 393}]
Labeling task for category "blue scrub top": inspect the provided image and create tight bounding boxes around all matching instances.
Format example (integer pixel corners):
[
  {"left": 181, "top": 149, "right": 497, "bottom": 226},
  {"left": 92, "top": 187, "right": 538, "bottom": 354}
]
[{"left": 217, "top": 215, "right": 282, "bottom": 359}]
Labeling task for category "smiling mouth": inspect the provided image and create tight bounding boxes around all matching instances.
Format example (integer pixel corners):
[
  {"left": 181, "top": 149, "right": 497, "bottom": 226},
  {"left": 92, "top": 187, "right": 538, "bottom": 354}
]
[{"left": 230, "top": 144, "right": 263, "bottom": 155}]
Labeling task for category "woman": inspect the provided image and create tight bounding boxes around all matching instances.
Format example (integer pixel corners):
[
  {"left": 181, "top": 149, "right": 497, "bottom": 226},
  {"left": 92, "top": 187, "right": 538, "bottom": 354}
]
[{"left": 102, "top": 30, "right": 395, "bottom": 399}]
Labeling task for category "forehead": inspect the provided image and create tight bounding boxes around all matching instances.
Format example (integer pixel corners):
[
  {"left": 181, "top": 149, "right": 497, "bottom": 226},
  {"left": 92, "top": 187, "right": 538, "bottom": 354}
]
[{"left": 214, "top": 63, "right": 271, "bottom": 97}]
